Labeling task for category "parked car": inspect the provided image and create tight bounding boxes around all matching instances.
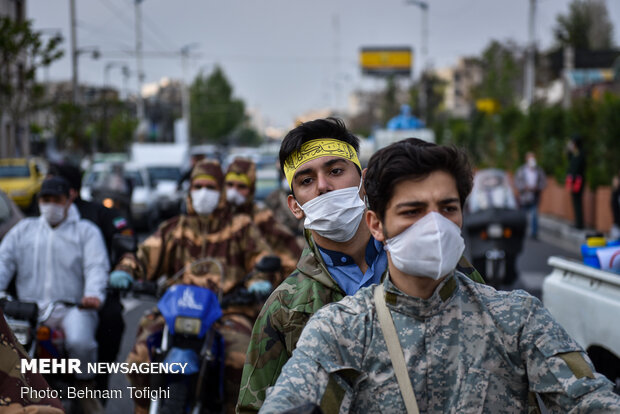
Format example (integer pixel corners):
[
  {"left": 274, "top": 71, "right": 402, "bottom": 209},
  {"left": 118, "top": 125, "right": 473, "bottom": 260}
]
[
  {"left": 124, "top": 163, "right": 159, "bottom": 230},
  {"left": 146, "top": 165, "right": 183, "bottom": 223},
  {"left": 80, "top": 162, "right": 110, "bottom": 202},
  {"left": 0, "top": 189, "right": 23, "bottom": 240},
  {"left": 0, "top": 158, "right": 46, "bottom": 213},
  {"left": 254, "top": 166, "right": 280, "bottom": 204}
]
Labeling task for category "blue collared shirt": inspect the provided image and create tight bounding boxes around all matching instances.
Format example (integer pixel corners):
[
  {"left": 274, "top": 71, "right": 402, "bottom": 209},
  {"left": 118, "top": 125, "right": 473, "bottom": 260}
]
[{"left": 317, "top": 237, "right": 388, "bottom": 296}]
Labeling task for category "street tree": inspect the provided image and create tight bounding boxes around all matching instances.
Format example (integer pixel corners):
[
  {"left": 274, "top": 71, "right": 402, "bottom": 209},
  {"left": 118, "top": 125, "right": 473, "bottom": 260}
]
[
  {"left": 554, "top": 0, "right": 614, "bottom": 50},
  {"left": 0, "top": 17, "right": 63, "bottom": 156},
  {"left": 190, "top": 66, "right": 246, "bottom": 144},
  {"left": 474, "top": 40, "right": 523, "bottom": 109}
]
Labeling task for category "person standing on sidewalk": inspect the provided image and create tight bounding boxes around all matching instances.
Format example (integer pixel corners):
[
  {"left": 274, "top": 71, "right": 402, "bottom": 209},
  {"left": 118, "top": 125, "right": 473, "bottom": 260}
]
[
  {"left": 566, "top": 135, "right": 586, "bottom": 229},
  {"left": 515, "top": 151, "right": 546, "bottom": 239}
]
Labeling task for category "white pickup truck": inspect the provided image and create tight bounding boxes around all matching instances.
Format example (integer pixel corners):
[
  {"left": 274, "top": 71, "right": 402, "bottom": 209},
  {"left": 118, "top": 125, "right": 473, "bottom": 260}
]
[{"left": 543, "top": 256, "right": 620, "bottom": 390}]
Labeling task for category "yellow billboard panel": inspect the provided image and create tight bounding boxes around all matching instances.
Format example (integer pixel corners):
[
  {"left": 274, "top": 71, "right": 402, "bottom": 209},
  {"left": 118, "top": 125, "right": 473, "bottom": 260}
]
[{"left": 360, "top": 47, "right": 412, "bottom": 76}]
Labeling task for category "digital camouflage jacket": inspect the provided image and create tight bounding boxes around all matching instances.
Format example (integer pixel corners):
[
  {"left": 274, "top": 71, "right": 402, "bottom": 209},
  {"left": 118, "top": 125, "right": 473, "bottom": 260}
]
[
  {"left": 261, "top": 274, "right": 620, "bottom": 413},
  {"left": 236, "top": 231, "right": 484, "bottom": 413}
]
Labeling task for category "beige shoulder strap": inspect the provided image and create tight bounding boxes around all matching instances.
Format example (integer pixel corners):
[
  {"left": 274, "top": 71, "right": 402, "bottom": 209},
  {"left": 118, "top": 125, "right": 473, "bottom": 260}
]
[{"left": 374, "top": 284, "right": 420, "bottom": 414}]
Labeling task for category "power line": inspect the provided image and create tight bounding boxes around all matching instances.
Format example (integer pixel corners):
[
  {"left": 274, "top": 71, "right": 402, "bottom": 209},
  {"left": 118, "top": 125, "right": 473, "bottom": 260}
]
[
  {"left": 97, "top": 0, "right": 170, "bottom": 52},
  {"left": 140, "top": 4, "right": 177, "bottom": 51},
  {"left": 77, "top": 18, "right": 134, "bottom": 51}
]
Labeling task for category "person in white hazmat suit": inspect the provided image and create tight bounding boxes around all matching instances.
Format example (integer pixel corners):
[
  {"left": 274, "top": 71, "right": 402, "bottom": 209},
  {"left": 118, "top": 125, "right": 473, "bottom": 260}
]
[{"left": 0, "top": 176, "right": 109, "bottom": 381}]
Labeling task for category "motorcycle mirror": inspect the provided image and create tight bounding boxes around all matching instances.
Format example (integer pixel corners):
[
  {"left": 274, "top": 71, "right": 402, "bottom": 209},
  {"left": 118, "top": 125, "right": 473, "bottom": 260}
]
[
  {"left": 1, "top": 300, "right": 38, "bottom": 326},
  {"left": 255, "top": 255, "right": 281, "bottom": 273}
]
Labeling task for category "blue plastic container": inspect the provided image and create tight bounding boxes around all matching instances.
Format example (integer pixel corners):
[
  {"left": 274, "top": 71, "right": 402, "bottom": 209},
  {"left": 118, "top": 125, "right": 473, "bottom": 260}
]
[{"left": 581, "top": 239, "right": 620, "bottom": 269}]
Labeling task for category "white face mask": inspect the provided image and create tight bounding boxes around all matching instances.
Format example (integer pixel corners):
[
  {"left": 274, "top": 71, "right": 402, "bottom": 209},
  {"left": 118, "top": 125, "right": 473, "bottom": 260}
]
[
  {"left": 226, "top": 188, "right": 247, "bottom": 206},
  {"left": 191, "top": 188, "right": 220, "bottom": 216},
  {"left": 385, "top": 212, "right": 465, "bottom": 280},
  {"left": 297, "top": 180, "right": 365, "bottom": 242},
  {"left": 39, "top": 202, "right": 67, "bottom": 226},
  {"left": 527, "top": 158, "right": 537, "bottom": 168}
]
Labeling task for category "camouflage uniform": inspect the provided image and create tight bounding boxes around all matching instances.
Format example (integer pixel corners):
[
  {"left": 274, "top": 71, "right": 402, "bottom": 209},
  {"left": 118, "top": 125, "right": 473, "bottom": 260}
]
[
  {"left": 226, "top": 159, "right": 303, "bottom": 279},
  {"left": 0, "top": 309, "right": 64, "bottom": 413},
  {"left": 261, "top": 273, "right": 620, "bottom": 413},
  {"left": 236, "top": 231, "right": 484, "bottom": 413},
  {"left": 263, "top": 188, "right": 305, "bottom": 241},
  {"left": 116, "top": 160, "right": 273, "bottom": 414}
]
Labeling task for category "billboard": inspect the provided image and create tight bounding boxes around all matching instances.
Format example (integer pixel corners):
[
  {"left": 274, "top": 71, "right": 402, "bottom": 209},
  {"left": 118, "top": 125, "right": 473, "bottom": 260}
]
[{"left": 360, "top": 47, "right": 413, "bottom": 77}]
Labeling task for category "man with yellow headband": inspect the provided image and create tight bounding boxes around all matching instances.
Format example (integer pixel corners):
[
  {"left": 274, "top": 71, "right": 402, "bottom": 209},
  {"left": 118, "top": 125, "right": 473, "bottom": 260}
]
[
  {"left": 237, "top": 118, "right": 484, "bottom": 413},
  {"left": 225, "top": 158, "right": 303, "bottom": 280},
  {"left": 111, "top": 159, "right": 274, "bottom": 414}
]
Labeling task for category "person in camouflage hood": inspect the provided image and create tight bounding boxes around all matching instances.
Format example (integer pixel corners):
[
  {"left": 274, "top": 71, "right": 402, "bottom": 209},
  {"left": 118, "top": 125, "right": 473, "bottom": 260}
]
[
  {"left": 225, "top": 158, "right": 303, "bottom": 280},
  {"left": 112, "top": 159, "right": 274, "bottom": 414},
  {"left": 236, "top": 119, "right": 484, "bottom": 413},
  {"left": 260, "top": 138, "right": 620, "bottom": 413}
]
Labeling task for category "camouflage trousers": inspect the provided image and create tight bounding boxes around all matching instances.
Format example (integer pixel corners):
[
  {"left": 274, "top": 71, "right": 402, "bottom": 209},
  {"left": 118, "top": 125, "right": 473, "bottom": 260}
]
[{"left": 126, "top": 309, "right": 253, "bottom": 414}]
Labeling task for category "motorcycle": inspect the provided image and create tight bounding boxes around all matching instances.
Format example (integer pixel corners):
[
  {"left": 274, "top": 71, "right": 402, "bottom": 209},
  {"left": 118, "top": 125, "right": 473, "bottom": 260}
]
[
  {"left": 463, "top": 169, "right": 526, "bottom": 287},
  {"left": 134, "top": 255, "right": 281, "bottom": 414},
  {"left": 91, "top": 163, "right": 133, "bottom": 223},
  {"left": 0, "top": 297, "right": 94, "bottom": 413}
]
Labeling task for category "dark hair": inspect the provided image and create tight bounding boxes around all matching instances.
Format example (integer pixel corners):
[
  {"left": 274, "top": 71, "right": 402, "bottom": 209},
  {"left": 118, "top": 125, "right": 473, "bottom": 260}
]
[
  {"left": 365, "top": 138, "right": 473, "bottom": 220},
  {"left": 48, "top": 163, "right": 83, "bottom": 192},
  {"left": 279, "top": 117, "right": 360, "bottom": 177}
]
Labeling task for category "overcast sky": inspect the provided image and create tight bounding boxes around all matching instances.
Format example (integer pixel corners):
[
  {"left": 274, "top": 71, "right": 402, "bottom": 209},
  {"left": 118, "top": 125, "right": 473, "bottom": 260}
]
[{"left": 27, "top": 0, "right": 620, "bottom": 128}]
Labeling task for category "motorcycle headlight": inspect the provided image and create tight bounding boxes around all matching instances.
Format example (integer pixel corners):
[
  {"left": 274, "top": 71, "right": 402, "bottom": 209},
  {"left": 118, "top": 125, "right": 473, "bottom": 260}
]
[
  {"left": 10, "top": 190, "right": 28, "bottom": 197},
  {"left": 174, "top": 317, "right": 201, "bottom": 335},
  {"left": 102, "top": 198, "right": 115, "bottom": 208},
  {"left": 487, "top": 224, "right": 503, "bottom": 239},
  {"left": 8, "top": 320, "right": 31, "bottom": 345}
]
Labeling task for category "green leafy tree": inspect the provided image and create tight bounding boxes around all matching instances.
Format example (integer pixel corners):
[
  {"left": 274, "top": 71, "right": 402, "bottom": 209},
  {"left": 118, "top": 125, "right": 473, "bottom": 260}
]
[
  {"left": 474, "top": 40, "right": 522, "bottom": 109},
  {"left": 0, "top": 17, "right": 63, "bottom": 155},
  {"left": 190, "top": 66, "right": 246, "bottom": 143},
  {"left": 380, "top": 75, "right": 399, "bottom": 125},
  {"left": 554, "top": 0, "right": 614, "bottom": 50}
]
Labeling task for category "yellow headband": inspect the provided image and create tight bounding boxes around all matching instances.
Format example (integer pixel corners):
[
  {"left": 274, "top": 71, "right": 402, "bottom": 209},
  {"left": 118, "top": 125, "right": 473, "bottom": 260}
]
[
  {"left": 192, "top": 174, "right": 217, "bottom": 183},
  {"left": 283, "top": 139, "right": 361, "bottom": 188},
  {"left": 225, "top": 172, "right": 251, "bottom": 187}
]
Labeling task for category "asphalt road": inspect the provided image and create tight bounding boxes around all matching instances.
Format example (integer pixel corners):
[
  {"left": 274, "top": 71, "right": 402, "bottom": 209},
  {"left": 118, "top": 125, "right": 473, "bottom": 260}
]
[{"left": 103, "top": 234, "right": 578, "bottom": 413}]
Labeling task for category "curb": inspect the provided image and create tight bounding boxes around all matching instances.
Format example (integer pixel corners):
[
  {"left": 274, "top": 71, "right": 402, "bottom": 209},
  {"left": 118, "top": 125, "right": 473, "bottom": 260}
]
[{"left": 538, "top": 215, "right": 588, "bottom": 255}]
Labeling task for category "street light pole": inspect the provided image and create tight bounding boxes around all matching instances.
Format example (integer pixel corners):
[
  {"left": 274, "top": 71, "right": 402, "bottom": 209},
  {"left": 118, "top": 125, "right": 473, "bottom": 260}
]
[
  {"left": 69, "top": 0, "right": 78, "bottom": 105},
  {"left": 405, "top": 0, "right": 429, "bottom": 123},
  {"left": 134, "top": 0, "right": 145, "bottom": 123},
  {"left": 524, "top": 0, "right": 537, "bottom": 109}
]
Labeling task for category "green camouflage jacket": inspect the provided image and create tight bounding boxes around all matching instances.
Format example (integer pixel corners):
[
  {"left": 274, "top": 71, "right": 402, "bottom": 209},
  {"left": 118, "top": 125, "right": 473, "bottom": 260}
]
[
  {"left": 261, "top": 274, "right": 620, "bottom": 413},
  {"left": 236, "top": 231, "right": 484, "bottom": 413}
]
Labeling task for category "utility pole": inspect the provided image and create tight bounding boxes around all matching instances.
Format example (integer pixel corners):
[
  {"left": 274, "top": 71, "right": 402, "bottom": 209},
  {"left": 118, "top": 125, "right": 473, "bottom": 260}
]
[
  {"left": 406, "top": 0, "right": 429, "bottom": 123},
  {"left": 180, "top": 43, "right": 199, "bottom": 139},
  {"left": 134, "top": 0, "right": 145, "bottom": 125},
  {"left": 69, "top": 0, "right": 78, "bottom": 105},
  {"left": 523, "top": 0, "right": 536, "bottom": 109}
]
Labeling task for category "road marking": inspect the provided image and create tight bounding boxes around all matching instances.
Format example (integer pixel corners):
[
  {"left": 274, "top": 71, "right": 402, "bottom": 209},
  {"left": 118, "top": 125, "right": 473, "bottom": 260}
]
[{"left": 121, "top": 298, "right": 142, "bottom": 314}]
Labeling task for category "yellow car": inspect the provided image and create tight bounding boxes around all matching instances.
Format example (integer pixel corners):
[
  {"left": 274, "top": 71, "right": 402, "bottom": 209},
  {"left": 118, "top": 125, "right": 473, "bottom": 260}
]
[{"left": 0, "top": 158, "right": 45, "bottom": 212}]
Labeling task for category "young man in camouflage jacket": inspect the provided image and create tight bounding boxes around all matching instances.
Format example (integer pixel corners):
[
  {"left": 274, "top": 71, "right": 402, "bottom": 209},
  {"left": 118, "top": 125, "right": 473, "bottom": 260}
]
[
  {"left": 236, "top": 119, "right": 484, "bottom": 413},
  {"left": 111, "top": 159, "right": 274, "bottom": 414},
  {"left": 261, "top": 138, "right": 620, "bottom": 413}
]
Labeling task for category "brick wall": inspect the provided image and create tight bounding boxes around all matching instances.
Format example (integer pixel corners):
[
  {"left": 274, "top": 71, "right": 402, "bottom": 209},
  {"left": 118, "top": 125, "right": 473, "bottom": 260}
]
[{"left": 538, "top": 177, "right": 613, "bottom": 233}]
